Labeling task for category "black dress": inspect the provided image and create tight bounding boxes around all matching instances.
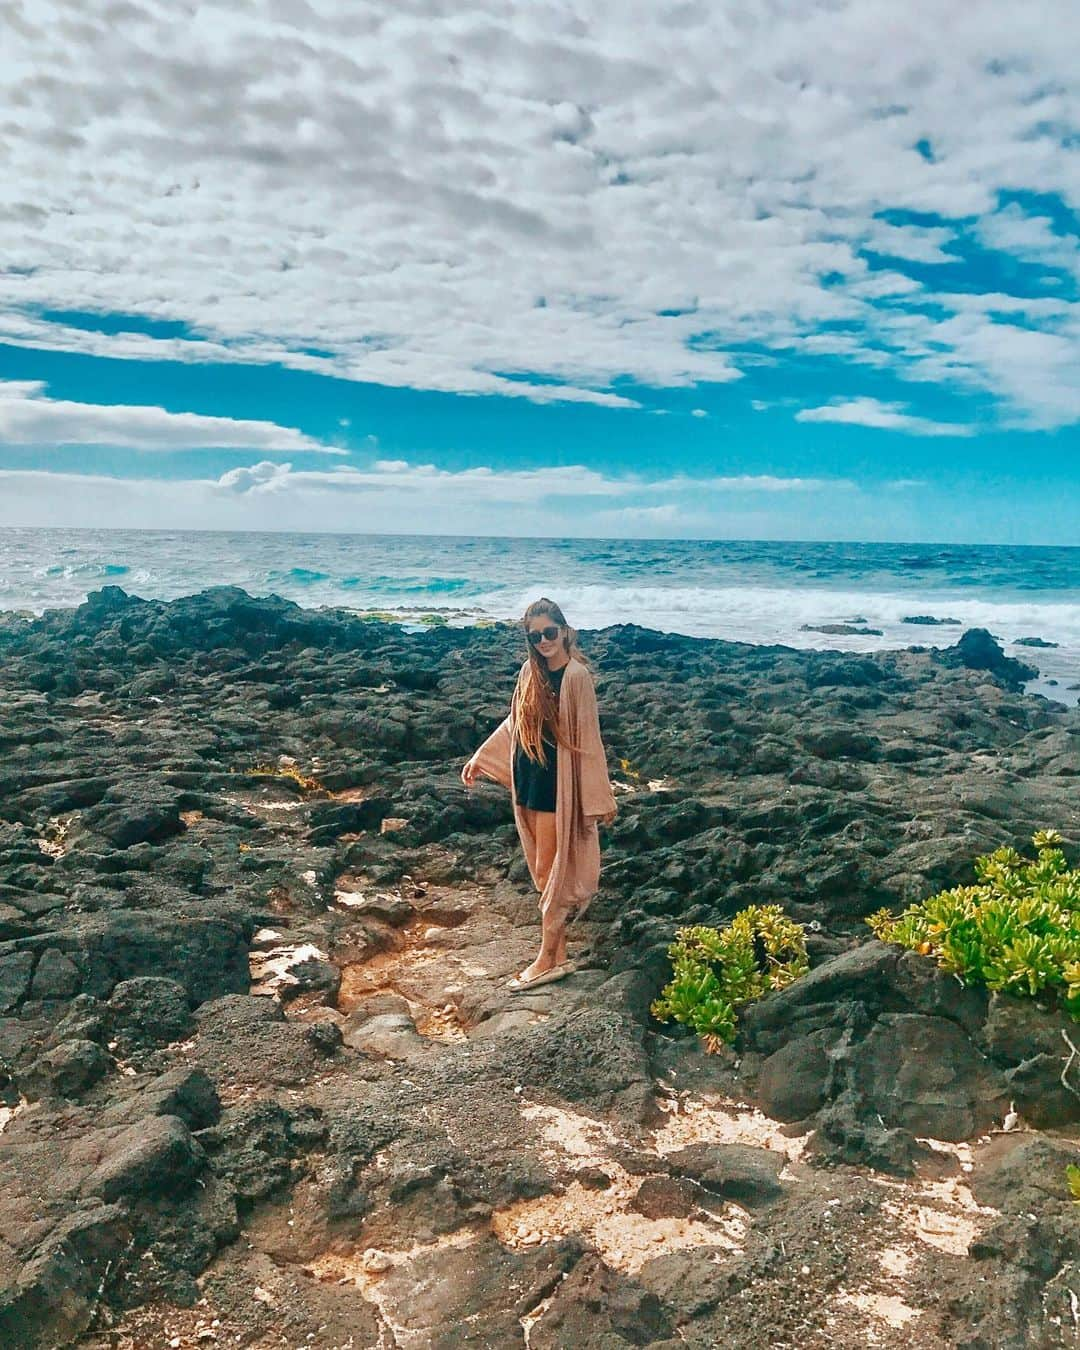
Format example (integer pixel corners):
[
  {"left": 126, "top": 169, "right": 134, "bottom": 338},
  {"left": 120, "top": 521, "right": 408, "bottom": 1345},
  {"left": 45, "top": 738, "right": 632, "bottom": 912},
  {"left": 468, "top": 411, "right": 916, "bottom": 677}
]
[{"left": 513, "top": 664, "right": 565, "bottom": 812}]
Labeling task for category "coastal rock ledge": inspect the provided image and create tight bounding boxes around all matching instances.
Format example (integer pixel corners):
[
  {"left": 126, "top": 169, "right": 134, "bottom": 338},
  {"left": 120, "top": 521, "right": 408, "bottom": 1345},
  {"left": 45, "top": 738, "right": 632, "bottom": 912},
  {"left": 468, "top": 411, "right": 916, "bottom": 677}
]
[{"left": 0, "top": 587, "right": 1077, "bottom": 1349}]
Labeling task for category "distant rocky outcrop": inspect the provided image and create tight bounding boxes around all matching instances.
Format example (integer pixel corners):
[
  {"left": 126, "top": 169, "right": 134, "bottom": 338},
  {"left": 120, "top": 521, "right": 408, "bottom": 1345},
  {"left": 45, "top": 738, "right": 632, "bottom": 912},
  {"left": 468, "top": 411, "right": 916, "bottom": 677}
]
[
  {"left": 937, "top": 626, "right": 1039, "bottom": 688},
  {"left": 799, "top": 623, "right": 884, "bottom": 637}
]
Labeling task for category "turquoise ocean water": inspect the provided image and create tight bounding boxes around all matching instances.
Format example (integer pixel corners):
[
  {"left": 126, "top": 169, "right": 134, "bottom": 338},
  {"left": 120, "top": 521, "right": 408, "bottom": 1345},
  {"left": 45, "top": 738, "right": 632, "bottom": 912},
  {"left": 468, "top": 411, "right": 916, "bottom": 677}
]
[{"left": 1, "top": 529, "right": 1077, "bottom": 704}]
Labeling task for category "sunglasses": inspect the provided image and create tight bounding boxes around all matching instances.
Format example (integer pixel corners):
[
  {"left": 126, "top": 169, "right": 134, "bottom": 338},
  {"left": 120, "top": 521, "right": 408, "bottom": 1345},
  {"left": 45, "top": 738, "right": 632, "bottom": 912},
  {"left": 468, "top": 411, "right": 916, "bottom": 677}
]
[{"left": 526, "top": 625, "right": 560, "bottom": 646}]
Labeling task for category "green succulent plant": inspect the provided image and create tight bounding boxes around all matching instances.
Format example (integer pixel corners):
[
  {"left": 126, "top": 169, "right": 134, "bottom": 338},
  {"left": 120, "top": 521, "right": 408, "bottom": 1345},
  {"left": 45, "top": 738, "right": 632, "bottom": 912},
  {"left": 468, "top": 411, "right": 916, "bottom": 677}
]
[
  {"left": 867, "top": 831, "right": 1080, "bottom": 1019},
  {"left": 651, "top": 905, "right": 809, "bottom": 1048}
]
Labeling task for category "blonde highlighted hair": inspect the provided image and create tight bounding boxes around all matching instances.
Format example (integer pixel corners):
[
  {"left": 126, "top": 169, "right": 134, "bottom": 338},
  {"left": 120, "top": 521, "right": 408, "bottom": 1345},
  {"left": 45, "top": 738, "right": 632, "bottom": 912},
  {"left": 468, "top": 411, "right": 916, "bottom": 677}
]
[{"left": 512, "top": 598, "right": 591, "bottom": 765}]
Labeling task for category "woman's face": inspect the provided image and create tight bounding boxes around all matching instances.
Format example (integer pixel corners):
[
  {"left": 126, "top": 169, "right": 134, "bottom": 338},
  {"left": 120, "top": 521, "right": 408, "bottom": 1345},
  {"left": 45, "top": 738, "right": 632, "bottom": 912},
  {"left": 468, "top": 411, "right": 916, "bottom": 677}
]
[{"left": 526, "top": 615, "right": 563, "bottom": 660}]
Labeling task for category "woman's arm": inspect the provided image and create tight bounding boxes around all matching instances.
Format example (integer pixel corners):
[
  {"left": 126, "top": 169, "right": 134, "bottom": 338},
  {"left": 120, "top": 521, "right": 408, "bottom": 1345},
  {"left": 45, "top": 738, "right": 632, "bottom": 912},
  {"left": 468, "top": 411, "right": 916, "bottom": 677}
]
[
  {"left": 471, "top": 713, "right": 512, "bottom": 775},
  {"left": 463, "top": 669, "right": 522, "bottom": 791}
]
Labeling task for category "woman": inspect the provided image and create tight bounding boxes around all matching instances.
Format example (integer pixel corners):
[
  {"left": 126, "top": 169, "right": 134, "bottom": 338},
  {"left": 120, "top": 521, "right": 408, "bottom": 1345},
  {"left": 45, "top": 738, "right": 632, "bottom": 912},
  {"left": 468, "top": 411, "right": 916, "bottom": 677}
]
[{"left": 461, "top": 599, "right": 618, "bottom": 991}]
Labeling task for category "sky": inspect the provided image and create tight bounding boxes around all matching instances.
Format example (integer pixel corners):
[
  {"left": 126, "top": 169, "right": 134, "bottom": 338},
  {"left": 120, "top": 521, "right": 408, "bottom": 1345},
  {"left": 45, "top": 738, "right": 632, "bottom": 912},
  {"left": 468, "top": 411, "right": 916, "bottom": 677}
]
[{"left": 1, "top": 0, "right": 1079, "bottom": 543}]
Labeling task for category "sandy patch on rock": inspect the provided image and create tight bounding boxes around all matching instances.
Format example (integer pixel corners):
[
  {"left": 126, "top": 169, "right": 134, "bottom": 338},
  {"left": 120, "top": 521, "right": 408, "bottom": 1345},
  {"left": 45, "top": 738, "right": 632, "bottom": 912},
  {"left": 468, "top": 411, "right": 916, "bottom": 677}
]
[
  {"left": 872, "top": 1140, "right": 997, "bottom": 1257},
  {"left": 334, "top": 883, "right": 543, "bottom": 1043},
  {"left": 36, "top": 815, "right": 71, "bottom": 857},
  {"left": 652, "top": 1091, "right": 810, "bottom": 1165},
  {"left": 249, "top": 942, "right": 330, "bottom": 998},
  {"left": 222, "top": 791, "right": 307, "bottom": 819},
  {"left": 493, "top": 1180, "right": 744, "bottom": 1276},
  {"left": 878, "top": 1182, "right": 995, "bottom": 1258},
  {"left": 0, "top": 1102, "right": 25, "bottom": 1134},
  {"left": 838, "top": 1290, "right": 922, "bottom": 1330},
  {"left": 491, "top": 1100, "right": 745, "bottom": 1276},
  {"left": 337, "top": 915, "right": 470, "bottom": 1043},
  {"left": 877, "top": 1244, "right": 915, "bottom": 1278},
  {"left": 521, "top": 1100, "right": 620, "bottom": 1168},
  {"left": 311, "top": 1228, "right": 479, "bottom": 1349}
]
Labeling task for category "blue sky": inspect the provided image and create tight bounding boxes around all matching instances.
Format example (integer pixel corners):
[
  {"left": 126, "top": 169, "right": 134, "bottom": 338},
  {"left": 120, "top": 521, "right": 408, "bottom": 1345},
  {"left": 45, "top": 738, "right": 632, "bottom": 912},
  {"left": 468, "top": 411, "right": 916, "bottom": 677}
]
[{"left": 1, "top": 2, "right": 1079, "bottom": 543}]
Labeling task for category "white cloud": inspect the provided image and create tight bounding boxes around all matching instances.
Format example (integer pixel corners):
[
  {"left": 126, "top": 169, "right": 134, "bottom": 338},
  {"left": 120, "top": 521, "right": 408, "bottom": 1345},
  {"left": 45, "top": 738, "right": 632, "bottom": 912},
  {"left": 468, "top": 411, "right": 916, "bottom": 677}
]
[
  {"left": 859, "top": 219, "right": 958, "bottom": 265},
  {"left": 796, "top": 397, "right": 976, "bottom": 437},
  {"left": 975, "top": 203, "right": 1075, "bottom": 272},
  {"left": 0, "top": 380, "right": 47, "bottom": 399},
  {"left": 0, "top": 1, "right": 1078, "bottom": 424},
  {"left": 702, "top": 474, "right": 849, "bottom": 492},
  {"left": 0, "top": 380, "right": 332, "bottom": 452},
  {"left": 216, "top": 460, "right": 293, "bottom": 493},
  {"left": 930, "top": 319, "right": 1080, "bottom": 429},
  {"left": 0, "top": 459, "right": 853, "bottom": 532},
  {"left": 2, "top": 459, "right": 1073, "bottom": 541}
]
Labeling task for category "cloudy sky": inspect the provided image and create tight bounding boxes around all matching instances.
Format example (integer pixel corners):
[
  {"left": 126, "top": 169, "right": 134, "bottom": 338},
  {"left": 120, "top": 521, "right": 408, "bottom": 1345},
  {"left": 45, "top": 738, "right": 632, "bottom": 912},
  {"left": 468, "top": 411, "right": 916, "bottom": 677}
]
[{"left": 2, "top": 0, "right": 1079, "bottom": 542}]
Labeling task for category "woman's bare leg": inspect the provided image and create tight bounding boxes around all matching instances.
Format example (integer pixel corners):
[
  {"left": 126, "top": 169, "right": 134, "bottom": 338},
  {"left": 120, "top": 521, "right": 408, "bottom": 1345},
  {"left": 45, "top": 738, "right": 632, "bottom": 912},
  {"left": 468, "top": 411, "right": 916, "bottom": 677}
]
[
  {"left": 531, "top": 809, "right": 557, "bottom": 893},
  {"left": 517, "top": 903, "right": 568, "bottom": 981},
  {"left": 518, "top": 809, "right": 566, "bottom": 977}
]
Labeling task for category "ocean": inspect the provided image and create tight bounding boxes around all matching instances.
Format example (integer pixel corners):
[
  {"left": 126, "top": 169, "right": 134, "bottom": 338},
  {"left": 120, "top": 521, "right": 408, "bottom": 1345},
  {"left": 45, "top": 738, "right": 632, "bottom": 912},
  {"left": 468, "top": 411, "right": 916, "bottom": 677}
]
[{"left": 1, "top": 528, "right": 1078, "bottom": 704}]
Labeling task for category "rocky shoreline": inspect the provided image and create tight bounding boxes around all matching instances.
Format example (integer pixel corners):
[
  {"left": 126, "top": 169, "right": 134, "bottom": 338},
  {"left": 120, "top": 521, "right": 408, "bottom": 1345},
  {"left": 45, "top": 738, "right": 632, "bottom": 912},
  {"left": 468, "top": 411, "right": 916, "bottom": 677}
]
[{"left": 0, "top": 586, "right": 1078, "bottom": 1348}]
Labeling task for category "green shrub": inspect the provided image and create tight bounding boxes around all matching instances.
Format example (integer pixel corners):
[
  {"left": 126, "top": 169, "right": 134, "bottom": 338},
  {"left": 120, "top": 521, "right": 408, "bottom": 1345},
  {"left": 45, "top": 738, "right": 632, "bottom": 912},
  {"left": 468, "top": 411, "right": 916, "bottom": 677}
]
[
  {"left": 1068, "top": 1164, "right": 1080, "bottom": 1203},
  {"left": 650, "top": 905, "right": 809, "bottom": 1049},
  {"left": 867, "top": 830, "right": 1080, "bottom": 1019}
]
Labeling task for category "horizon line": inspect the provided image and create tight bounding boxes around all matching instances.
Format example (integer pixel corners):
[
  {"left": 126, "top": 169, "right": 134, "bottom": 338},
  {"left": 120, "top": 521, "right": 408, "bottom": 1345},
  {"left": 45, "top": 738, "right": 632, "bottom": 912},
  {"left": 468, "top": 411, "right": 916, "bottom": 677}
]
[{"left": 0, "top": 524, "right": 1075, "bottom": 551}]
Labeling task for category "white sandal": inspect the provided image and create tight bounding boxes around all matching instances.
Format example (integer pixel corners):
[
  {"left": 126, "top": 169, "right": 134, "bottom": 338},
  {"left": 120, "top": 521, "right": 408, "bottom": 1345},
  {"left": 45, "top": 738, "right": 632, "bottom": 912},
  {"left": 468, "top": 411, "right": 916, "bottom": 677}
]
[{"left": 506, "top": 961, "right": 576, "bottom": 992}]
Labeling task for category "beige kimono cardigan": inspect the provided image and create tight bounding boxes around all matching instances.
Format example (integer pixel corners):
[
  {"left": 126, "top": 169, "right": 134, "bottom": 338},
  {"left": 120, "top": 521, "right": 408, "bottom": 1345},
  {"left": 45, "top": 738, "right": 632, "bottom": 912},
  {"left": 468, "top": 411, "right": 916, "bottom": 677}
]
[{"left": 471, "top": 656, "right": 617, "bottom": 920}]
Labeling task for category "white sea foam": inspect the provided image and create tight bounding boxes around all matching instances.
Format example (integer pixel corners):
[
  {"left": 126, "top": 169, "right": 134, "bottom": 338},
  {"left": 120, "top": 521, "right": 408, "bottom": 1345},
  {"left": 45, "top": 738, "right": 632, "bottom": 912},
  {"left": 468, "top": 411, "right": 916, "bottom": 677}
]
[
  {"left": 461, "top": 583, "right": 1079, "bottom": 703},
  {"left": 2, "top": 529, "right": 1077, "bottom": 703},
  {"left": 476, "top": 582, "right": 1080, "bottom": 648}
]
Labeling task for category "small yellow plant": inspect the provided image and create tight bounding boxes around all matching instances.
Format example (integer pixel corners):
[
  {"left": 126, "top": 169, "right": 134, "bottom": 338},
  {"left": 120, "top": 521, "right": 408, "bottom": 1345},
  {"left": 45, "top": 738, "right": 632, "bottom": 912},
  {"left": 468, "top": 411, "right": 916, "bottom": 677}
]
[
  {"left": 868, "top": 830, "right": 1080, "bottom": 1020},
  {"left": 651, "top": 906, "right": 809, "bottom": 1048},
  {"left": 246, "top": 762, "right": 325, "bottom": 793}
]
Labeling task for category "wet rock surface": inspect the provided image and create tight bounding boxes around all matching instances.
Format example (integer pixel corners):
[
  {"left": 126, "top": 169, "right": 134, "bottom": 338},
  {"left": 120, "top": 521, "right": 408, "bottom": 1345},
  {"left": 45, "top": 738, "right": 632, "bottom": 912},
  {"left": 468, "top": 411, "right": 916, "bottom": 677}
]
[{"left": 0, "top": 586, "right": 1077, "bottom": 1348}]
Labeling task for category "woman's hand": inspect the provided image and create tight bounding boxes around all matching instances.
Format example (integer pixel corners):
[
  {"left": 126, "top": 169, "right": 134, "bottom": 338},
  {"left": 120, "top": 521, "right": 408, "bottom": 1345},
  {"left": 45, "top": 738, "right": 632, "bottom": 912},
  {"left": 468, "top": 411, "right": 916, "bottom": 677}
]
[
  {"left": 461, "top": 756, "right": 480, "bottom": 788},
  {"left": 600, "top": 808, "right": 617, "bottom": 826}
]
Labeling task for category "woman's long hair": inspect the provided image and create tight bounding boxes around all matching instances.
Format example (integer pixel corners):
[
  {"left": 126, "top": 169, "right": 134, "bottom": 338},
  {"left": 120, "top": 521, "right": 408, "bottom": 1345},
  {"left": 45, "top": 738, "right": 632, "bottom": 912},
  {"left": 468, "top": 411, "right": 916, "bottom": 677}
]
[{"left": 513, "top": 598, "right": 591, "bottom": 765}]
